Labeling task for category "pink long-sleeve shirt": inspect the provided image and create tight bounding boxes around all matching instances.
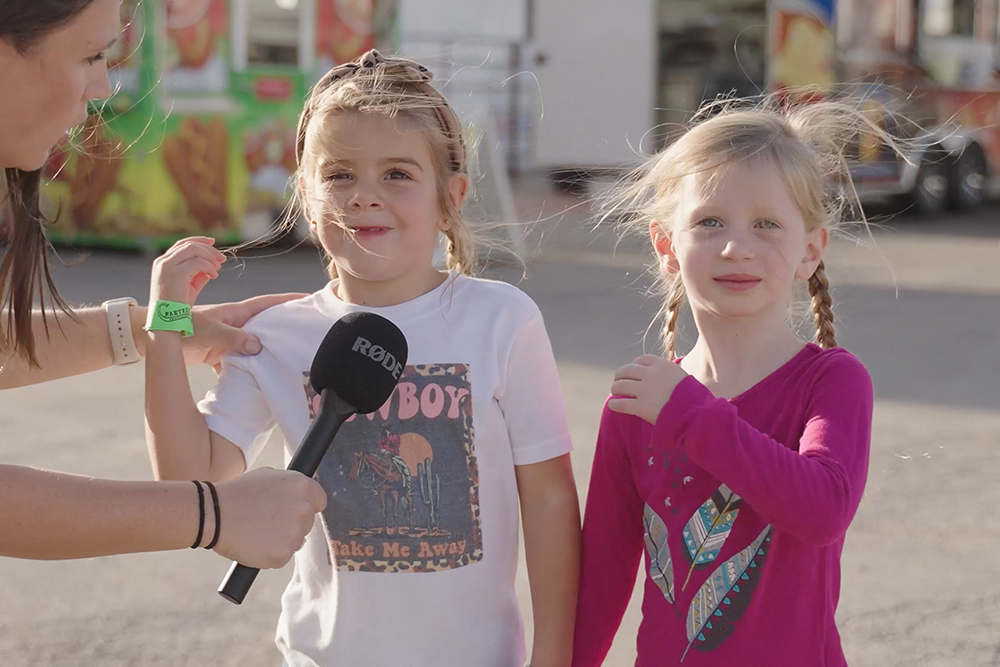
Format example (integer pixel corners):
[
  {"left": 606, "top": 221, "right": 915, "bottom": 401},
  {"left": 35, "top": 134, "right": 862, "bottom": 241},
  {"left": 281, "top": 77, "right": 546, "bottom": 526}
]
[{"left": 573, "top": 344, "right": 873, "bottom": 667}]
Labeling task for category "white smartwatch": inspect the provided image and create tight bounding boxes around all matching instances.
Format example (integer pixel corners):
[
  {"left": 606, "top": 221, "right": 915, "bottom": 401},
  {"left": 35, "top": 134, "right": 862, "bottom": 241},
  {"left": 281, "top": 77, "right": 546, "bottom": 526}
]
[{"left": 102, "top": 297, "right": 141, "bottom": 365}]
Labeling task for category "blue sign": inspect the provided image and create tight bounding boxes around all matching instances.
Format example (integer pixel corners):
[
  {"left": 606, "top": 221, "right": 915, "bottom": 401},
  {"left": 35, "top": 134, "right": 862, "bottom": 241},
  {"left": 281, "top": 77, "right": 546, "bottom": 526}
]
[{"left": 813, "top": 0, "right": 836, "bottom": 24}]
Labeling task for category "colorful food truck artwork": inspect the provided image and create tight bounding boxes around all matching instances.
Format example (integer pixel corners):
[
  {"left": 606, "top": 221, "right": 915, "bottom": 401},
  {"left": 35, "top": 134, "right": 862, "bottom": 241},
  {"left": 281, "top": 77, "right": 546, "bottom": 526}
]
[
  {"left": 770, "top": 0, "right": 1000, "bottom": 213},
  {"left": 37, "top": 0, "right": 395, "bottom": 250},
  {"left": 768, "top": 0, "right": 837, "bottom": 95}
]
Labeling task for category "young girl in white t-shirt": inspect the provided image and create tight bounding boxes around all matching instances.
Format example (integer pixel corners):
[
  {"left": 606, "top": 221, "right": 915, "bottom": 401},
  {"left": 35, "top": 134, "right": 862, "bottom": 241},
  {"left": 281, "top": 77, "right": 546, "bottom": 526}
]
[{"left": 143, "top": 51, "right": 580, "bottom": 667}]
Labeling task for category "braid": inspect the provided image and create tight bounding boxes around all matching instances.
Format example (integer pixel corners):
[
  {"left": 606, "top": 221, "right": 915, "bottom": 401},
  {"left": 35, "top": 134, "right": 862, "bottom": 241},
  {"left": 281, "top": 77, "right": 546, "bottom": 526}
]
[
  {"left": 662, "top": 280, "right": 687, "bottom": 361},
  {"left": 443, "top": 219, "right": 477, "bottom": 276},
  {"left": 808, "top": 261, "right": 837, "bottom": 349}
]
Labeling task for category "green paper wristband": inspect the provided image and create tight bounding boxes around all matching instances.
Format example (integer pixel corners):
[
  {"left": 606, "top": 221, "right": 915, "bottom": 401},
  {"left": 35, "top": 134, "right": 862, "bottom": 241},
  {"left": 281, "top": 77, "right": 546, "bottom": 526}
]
[{"left": 146, "top": 300, "right": 194, "bottom": 338}]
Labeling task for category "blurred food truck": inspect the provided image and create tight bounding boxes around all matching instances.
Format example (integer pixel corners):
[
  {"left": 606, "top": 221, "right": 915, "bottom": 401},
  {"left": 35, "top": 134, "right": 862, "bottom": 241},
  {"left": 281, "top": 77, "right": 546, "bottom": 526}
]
[
  {"left": 37, "top": 0, "right": 395, "bottom": 251},
  {"left": 534, "top": 0, "right": 1000, "bottom": 212},
  {"left": 772, "top": 0, "right": 1000, "bottom": 213}
]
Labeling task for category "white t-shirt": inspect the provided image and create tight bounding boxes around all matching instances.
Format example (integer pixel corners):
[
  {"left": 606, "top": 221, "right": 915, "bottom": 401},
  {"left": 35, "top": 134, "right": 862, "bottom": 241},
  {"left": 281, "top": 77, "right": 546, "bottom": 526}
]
[{"left": 200, "top": 272, "right": 573, "bottom": 667}]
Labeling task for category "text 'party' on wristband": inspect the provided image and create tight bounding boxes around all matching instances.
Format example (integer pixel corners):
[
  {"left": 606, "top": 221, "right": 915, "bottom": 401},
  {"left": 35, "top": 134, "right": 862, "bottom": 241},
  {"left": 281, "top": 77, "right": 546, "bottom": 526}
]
[{"left": 145, "top": 300, "right": 195, "bottom": 338}]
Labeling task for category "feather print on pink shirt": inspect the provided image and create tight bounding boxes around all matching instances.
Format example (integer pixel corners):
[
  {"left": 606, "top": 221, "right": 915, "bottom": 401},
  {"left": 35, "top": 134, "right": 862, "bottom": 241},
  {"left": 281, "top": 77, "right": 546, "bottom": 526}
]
[
  {"left": 680, "top": 484, "right": 744, "bottom": 591},
  {"left": 682, "top": 526, "right": 773, "bottom": 661},
  {"left": 643, "top": 504, "right": 675, "bottom": 604}
]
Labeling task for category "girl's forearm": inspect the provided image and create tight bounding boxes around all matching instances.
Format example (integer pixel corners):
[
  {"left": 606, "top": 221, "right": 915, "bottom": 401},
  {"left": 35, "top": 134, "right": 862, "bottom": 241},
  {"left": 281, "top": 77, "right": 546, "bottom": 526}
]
[
  {"left": 518, "top": 456, "right": 582, "bottom": 667},
  {"left": 525, "top": 505, "right": 581, "bottom": 667},
  {"left": 0, "top": 464, "right": 205, "bottom": 559},
  {"left": 144, "top": 331, "right": 212, "bottom": 481}
]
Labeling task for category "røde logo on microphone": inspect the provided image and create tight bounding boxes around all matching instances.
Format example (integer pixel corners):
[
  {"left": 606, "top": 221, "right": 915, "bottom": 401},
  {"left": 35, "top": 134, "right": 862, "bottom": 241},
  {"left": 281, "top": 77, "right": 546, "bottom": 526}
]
[{"left": 352, "top": 336, "right": 404, "bottom": 379}]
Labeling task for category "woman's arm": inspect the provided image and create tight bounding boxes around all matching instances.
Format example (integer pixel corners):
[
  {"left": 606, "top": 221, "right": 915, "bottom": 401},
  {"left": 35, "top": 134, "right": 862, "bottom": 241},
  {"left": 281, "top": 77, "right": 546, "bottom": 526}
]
[
  {"left": 0, "top": 293, "right": 304, "bottom": 391},
  {"left": 517, "top": 453, "right": 581, "bottom": 667},
  {"left": 0, "top": 464, "right": 325, "bottom": 568},
  {"left": 0, "top": 307, "right": 130, "bottom": 389}
]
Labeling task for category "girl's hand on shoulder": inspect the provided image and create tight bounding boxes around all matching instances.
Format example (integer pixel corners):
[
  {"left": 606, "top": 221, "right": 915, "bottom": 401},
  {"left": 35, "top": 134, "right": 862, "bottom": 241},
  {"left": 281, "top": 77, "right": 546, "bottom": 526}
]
[
  {"left": 608, "top": 354, "right": 689, "bottom": 425},
  {"left": 150, "top": 236, "right": 227, "bottom": 306}
]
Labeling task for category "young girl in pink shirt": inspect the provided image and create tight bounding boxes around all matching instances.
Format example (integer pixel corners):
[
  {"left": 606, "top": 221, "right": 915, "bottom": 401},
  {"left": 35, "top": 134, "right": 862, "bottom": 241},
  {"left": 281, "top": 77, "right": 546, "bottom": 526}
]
[{"left": 573, "top": 99, "right": 883, "bottom": 666}]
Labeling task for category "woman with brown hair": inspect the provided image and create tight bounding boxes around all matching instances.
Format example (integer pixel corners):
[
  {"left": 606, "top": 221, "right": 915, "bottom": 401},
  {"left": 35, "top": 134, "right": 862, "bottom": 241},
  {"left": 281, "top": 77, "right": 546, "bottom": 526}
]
[{"left": 0, "top": 0, "right": 325, "bottom": 568}]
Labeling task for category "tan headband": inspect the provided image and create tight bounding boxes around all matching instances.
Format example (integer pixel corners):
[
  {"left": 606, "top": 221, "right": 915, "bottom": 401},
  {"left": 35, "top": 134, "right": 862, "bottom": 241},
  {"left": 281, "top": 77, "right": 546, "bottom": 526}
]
[{"left": 296, "top": 50, "right": 466, "bottom": 174}]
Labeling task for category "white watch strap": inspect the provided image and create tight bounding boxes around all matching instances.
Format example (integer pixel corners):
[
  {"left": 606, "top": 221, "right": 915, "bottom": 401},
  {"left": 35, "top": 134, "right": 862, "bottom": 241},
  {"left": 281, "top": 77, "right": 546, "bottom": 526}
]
[{"left": 103, "top": 297, "right": 141, "bottom": 365}]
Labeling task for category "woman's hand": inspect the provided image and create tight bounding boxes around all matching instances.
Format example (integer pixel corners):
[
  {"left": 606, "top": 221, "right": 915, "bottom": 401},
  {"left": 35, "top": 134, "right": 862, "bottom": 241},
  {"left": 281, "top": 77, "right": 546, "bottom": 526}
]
[
  {"left": 182, "top": 296, "right": 305, "bottom": 367},
  {"left": 212, "top": 468, "right": 328, "bottom": 569},
  {"left": 607, "top": 354, "right": 689, "bottom": 424}
]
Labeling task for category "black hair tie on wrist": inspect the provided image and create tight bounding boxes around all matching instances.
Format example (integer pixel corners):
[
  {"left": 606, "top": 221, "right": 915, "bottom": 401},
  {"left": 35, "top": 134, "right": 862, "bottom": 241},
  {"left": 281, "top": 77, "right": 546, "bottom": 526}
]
[
  {"left": 204, "top": 481, "right": 222, "bottom": 551},
  {"left": 191, "top": 481, "right": 206, "bottom": 549}
]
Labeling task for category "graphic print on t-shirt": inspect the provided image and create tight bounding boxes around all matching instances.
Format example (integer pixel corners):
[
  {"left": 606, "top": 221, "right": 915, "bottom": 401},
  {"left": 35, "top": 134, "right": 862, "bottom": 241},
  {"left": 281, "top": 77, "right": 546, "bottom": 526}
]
[{"left": 304, "top": 363, "right": 483, "bottom": 573}]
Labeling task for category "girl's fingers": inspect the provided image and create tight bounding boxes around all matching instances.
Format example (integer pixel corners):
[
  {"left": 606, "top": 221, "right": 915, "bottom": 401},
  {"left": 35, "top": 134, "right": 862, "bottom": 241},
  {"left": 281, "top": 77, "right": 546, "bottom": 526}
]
[
  {"left": 190, "top": 272, "right": 213, "bottom": 294},
  {"left": 181, "top": 240, "right": 226, "bottom": 262},
  {"left": 607, "top": 397, "right": 638, "bottom": 416},
  {"left": 164, "top": 238, "right": 226, "bottom": 263},
  {"left": 170, "top": 236, "right": 216, "bottom": 250},
  {"left": 610, "top": 379, "right": 642, "bottom": 398},
  {"left": 165, "top": 242, "right": 226, "bottom": 270},
  {"left": 176, "top": 257, "right": 221, "bottom": 281},
  {"left": 633, "top": 354, "right": 662, "bottom": 366},
  {"left": 614, "top": 364, "right": 646, "bottom": 382}
]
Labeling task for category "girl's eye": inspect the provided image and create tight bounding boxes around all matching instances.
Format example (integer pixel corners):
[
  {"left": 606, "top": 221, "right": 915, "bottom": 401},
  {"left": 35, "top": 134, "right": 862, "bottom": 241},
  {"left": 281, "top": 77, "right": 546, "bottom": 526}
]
[
  {"left": 756, "top": 219, "right": 781, "bottom": 230},
  {"left": 386, "top": 169, "right": 411, "bottom": 180},
  {"left": 698, "top": 217, "right": 723, "bottom": 228},
  {"left": 87, "top": 53, "right": 106, "bottom": 65},
  {"left": 324, "top": 172, "right": 351, "bottom": 182}
]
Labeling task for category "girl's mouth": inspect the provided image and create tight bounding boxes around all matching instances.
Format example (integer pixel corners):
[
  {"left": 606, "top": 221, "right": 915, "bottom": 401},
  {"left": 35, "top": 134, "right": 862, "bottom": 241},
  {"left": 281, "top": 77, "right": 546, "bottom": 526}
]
[
  {"left": 351, "top": 226, "right": 391, "bottom": 238},
  {"left": 714, "top": 274, "right": 762, "bottom": 291}
]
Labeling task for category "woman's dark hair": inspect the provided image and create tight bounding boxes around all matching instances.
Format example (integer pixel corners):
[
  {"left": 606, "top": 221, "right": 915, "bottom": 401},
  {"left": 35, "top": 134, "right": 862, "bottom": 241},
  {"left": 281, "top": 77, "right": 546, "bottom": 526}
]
[
  {"left": 0, "top": 0, "right": 96, "bottom": 366},
  {"left": 0, "top": 0, "right": 98, "bottom": 53}
]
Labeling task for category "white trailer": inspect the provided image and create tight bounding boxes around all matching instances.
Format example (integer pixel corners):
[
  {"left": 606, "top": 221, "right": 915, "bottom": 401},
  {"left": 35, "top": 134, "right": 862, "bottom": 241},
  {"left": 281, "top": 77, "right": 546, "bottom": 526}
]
[{"left": 532, "top": 0, "right": 659, "bottom": 181}]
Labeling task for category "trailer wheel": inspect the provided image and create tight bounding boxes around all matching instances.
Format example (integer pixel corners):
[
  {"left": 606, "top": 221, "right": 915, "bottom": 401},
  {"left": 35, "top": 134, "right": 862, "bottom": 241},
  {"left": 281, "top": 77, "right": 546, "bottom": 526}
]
[
  {"left": 948, "top": 146, "right": 987, "bottom": 211},
  {"left": 911, "top": 156, "right": 949, "bottom": 215}
]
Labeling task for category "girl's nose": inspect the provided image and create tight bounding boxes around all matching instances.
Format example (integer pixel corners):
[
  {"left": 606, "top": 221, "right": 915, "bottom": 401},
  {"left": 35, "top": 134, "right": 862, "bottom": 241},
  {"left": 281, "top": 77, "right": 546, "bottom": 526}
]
[
  {"left": 720, "top": 238, "right": 753, "bottom": 260},
  {"left": 349, "top": 190, "right": 384, "bottom": 209}
]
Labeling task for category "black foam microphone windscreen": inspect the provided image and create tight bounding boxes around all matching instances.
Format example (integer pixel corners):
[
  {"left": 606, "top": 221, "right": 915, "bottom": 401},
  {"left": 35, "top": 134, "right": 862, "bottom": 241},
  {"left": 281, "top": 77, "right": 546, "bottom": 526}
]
[{"left": 310, "top": 310, "right": 409, "bottom": 413}]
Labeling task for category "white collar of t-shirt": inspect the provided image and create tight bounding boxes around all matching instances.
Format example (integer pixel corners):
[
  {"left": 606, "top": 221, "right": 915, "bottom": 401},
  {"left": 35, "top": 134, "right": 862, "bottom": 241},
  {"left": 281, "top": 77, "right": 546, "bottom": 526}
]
[{"left": 314, "top": 270, "right": 464, "bottom": 323}]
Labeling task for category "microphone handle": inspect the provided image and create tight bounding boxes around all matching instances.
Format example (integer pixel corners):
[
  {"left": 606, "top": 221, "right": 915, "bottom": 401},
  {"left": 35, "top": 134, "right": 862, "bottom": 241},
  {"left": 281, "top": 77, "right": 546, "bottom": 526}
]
[
  {"left": 287, "top": 391, "right": 357, "bottom": 477},
  {"left": 219, "top": 390, "right": 355, "bottom": 605}
]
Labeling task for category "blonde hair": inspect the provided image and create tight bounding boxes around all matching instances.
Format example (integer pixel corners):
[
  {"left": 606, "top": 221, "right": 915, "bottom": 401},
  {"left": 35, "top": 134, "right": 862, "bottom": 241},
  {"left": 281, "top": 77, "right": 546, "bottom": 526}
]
[
  {"left": 286, "top": 51, "right": 478, "bottom": 277},
  {"left": 606, "top": 95, "right": 894, "bottom": 359}
]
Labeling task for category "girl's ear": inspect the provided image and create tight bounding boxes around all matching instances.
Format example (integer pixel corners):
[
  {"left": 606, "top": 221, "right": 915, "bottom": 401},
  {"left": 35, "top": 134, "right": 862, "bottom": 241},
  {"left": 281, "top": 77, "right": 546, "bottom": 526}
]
[
  {"left": 448, "top": 174, "right": 469, "bottom": 211},
  {"left": 440, "top": 174, "right": 468, "bottom": 232},
  {"left": 298, "top": 175, "right": 313, "bottom": 226},
  {"left": 650, "top": 222, "right": 679, "bottom": 274},
  {"left": 797, "top": 226, "right": 829, "bottom": 281}
]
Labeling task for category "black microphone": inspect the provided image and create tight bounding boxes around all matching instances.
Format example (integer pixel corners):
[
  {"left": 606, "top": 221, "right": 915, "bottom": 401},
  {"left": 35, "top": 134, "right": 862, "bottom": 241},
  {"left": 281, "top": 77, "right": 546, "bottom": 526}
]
[{"left": 218, "top": 311, "right": 408, "bottom": 604}]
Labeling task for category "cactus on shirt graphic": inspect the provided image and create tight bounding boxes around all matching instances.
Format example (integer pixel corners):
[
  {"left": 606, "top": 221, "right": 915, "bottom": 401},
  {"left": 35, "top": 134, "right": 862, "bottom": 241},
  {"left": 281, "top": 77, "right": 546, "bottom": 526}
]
[{"left": 304, "top": 363, "right": 483, "bottom": 573}]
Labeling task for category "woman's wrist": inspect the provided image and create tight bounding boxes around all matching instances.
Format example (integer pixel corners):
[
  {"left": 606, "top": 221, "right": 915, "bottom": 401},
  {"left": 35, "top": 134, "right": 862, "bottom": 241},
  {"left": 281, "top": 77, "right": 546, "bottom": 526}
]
[
  {"left": 189, "top": 480, "right": 219, "bottom": 549},
  {"left": 129, "top": 305, "right": 148, "bottom": 357},
  {"left": 164, "top": 480, "right": 215, "bottom": 552}
]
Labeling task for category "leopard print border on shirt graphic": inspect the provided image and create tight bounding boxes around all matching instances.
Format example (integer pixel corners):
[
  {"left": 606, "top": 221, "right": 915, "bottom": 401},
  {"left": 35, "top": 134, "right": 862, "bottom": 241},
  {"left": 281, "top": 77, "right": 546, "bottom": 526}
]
[{"left": 304, "top": 363, "right": 483, "bottom": 573}]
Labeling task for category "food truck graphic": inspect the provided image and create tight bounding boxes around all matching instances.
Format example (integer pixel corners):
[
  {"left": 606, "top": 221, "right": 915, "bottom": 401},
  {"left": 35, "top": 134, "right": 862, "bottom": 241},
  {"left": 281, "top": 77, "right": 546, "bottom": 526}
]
[
  {"left": 770, "top": 0, "right": 1000, "bottom": 213},
  {"left": 37, "top": 0, "right": 395, "bottom": 250}
]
